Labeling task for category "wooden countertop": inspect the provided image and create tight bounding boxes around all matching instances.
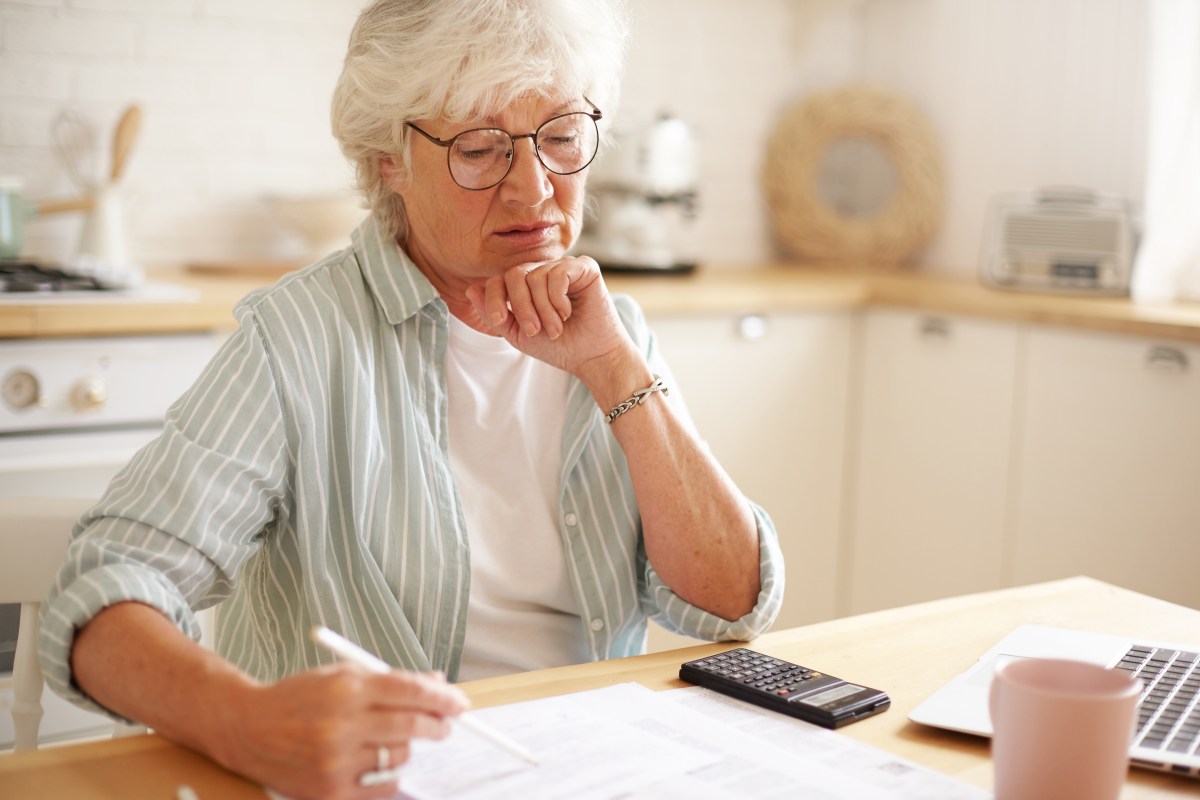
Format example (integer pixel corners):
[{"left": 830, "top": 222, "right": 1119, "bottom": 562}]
[{"left": 3, "top": 261, "right": 1200, "bottom": 343}]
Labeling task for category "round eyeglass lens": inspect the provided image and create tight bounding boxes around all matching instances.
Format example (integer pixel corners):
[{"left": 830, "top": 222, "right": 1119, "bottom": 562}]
[
  {"left": 535, "top": 112, "right": 598, "bottom": 175},
  {"left": 449, "top": 129, "right": 511, "bottom": 190}
]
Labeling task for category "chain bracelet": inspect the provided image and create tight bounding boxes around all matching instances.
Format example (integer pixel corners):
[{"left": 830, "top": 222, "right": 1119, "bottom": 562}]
[{"left": 605, "top": 374, "right": 669, "bottom": 424}]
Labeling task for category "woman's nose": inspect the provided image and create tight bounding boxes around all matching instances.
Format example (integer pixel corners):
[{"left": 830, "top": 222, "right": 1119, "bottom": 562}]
[{"left": 500, "top": 137, "right": 553, "bottom": 205}]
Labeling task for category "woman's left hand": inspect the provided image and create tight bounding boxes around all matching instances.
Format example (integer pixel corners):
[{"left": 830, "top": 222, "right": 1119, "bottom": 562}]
[{"left": 464, "top": 255, "right": 636, "bottom": 381}]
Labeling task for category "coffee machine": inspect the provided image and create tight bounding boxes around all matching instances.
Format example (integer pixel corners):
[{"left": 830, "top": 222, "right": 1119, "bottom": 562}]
[{"left": 579, "top": 112, "right": 698, "bottom": 273}]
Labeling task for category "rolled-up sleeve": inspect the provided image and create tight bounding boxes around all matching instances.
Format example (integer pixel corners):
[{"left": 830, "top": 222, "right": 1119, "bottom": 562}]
[
  {"left": 37, "top": 528, "right": 214, "bottom": 720},
  {"left": 641, "top": 502, "right": 785, "bottom": 642}
]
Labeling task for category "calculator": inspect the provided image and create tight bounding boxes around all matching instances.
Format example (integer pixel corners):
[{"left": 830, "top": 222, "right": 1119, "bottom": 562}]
[{"left": 679, "top": 647, "right": 891, "bottom": 729}]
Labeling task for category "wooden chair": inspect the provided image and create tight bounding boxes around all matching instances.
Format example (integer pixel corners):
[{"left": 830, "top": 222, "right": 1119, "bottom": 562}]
[{"left": 0, "top": 497, "right": 107, "bottom": 751}]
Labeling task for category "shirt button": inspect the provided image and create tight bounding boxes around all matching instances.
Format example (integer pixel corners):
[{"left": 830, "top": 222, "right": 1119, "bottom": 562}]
[
  {"left": 564, "top": 512, "right": 578, "bottom": 527},
  {"left": 589, "top": 618, "right": 604, "bottom": 632}
]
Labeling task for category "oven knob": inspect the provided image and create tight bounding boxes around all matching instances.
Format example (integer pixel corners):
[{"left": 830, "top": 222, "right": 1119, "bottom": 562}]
[
  {"left": 72, "top": 377, "right": 108, "bottom": 411},
  {"left": 2, "top": 369, "right": 43, "bottom": 410}
]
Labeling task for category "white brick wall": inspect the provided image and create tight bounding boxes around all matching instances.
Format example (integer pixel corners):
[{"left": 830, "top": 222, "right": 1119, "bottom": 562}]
[
  {"left": 0, "top": 0, "right": 362, "bottom": 266},
  {"left": 1, "top": 0, "right": 839, "bottom": 269},
  {"left": 0, "top": 0, "right": 852, "bottom": 269},
  {"left": 859, "top": 0, "right": 1149, "bottom": 276},
  {"left": 0, "top": 1, "right": 1149, "bottom": 275}
]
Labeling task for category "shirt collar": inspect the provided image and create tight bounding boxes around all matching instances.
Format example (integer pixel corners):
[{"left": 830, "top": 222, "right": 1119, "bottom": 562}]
[{"left": 351, "top": 214, "right": 441, "bottom": 325}]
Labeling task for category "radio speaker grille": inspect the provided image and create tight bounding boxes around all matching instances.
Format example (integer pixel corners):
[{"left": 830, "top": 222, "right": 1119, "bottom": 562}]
[{"left": 1003, "top": 213, "right": 1120, "bottom": 254}]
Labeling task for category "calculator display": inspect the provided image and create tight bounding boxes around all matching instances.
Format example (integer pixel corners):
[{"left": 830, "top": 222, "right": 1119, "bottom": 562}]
[{"left": 796, "top": 683, "right": 865, "bottom": 709}]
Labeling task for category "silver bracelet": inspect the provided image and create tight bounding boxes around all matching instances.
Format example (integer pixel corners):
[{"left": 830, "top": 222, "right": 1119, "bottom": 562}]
[{"left": 605, "top": 374, "right": 669, "bottom": 424}]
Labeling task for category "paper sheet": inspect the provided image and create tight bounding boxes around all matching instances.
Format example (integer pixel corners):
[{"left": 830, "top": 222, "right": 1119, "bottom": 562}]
[
  {"left": 389, "top": 683, "right": 988, "bottom": 800},
  {"left": 659, "top": 686, "right": 990, "bottom": 800},
  {"left": 400, "top": 684, "right": 717, "bottom": 799}
]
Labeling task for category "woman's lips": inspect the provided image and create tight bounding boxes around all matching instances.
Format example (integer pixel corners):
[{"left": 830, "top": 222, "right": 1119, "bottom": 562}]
[{"left": 495, "top": 222, "right": 557, "bottom": 247}]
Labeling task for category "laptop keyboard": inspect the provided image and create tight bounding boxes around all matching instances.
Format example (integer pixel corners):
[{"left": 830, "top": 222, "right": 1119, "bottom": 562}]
[{"left": 1114, "top": 645, "right": 1200, "bottom": 755}]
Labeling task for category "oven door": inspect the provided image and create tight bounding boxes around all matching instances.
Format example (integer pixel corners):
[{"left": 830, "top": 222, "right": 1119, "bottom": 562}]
[{"left": 0, "top": 427, "right": 160, "bottom": 498}]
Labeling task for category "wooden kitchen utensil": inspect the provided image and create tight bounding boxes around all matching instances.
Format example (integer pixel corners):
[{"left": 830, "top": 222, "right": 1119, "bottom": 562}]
[
  {"left": 34, "top": 195, "right": 96, "bottom": 215},
  {"left": 109, "top": 104, "right": 142, "bottom": 183}
]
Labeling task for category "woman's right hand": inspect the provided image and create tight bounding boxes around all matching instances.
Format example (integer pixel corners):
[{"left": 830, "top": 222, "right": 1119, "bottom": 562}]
[
  {"left": 214, "top": 663, "right": 469, "bottom": 800},
  {"left": 71, "top": 603, "right": 467, "bottom": 799}
]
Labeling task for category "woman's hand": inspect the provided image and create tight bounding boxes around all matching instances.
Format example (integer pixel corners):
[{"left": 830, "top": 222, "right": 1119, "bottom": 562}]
[
  {"left": 464, "top": 255, "right": 638, "bottom": 384},
  {"left": 72, "top": 603, "right": 471, "bottom": 800},
  {"left": 216, "top": 664, "right": 468, "bottom": 800}
]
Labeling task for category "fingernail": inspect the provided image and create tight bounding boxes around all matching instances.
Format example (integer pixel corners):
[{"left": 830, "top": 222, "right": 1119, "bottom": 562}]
[
  {"left": 492, "top": 311, "right": 505, "bottom": 325},
  {"left": 524, "top": 323, "right": 538, "bottom": 337}
]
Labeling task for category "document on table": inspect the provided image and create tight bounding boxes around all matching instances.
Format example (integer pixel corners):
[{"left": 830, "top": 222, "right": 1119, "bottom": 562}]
[
  {"left": 658, "top": 686, "right": 990, "bottom": 800},
  {"left": 392, "top": 682, "right": 989, "bottom": 800}
]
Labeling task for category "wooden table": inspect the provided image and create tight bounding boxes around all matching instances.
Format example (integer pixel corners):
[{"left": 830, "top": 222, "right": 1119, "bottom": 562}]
[{"left": 3, "top": 576, "right": 1198, "bottom": 798}]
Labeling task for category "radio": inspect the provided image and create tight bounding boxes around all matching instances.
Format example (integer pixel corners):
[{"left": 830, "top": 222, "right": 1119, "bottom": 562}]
[{"left": 979, "top": 186, "right": 1137, "bottom": 295}]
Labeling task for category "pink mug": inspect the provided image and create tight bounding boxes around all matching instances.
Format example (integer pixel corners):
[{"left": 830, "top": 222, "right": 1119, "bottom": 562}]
[{"left": 989, "top": 658, "right": 1141, "bottom": 800}]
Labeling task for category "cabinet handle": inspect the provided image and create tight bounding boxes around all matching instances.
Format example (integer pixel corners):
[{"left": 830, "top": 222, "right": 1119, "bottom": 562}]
[
  {"left": 737, "top": 314, "right": 769, "bottom": 341},
  {"left": 1145, "top": 345, "right": 1189, "bottom": 373},
  {"left": 918, "top": 316, "right": 951, "bottom": 340}
]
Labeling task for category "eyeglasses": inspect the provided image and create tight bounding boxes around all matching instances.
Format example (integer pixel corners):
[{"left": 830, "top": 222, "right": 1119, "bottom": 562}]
[{"left": 406, "top": 100, "right": 602, "bottom": 191}]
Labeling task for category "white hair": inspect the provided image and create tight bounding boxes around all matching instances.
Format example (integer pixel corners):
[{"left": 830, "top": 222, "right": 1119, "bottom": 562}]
[{"left": 331, "top": 0, "right": 630, "bottom": 239}]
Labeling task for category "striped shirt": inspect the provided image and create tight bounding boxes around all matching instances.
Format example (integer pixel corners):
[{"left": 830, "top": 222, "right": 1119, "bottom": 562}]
[{"left": 39, "top": 214, "right": 784, "bottom": 720}]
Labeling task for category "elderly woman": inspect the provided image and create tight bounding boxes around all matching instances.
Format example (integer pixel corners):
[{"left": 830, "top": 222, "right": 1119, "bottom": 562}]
[{"left": 40, "top": 0, "right": 783, "bottom": 797}]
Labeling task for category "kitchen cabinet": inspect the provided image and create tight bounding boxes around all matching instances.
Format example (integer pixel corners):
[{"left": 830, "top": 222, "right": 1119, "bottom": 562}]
[
  {"left": 1010, "top": 328, "right": 1200, "bottom": 609},
  {"left": 844, "top": 309, "right": 1021, "bottom": 615},
  {"left": 643, "top": 310, "right": 853, "bottom": 651}
]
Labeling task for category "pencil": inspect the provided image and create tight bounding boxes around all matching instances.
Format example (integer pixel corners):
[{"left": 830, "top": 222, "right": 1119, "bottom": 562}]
[{"left": 310, "top": 625, "right": 540, "bottom": 766}]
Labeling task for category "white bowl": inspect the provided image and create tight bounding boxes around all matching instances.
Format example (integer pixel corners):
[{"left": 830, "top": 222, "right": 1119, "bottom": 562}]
[{"left": 269, "top": 192, "right": 367, "bottom": 260}]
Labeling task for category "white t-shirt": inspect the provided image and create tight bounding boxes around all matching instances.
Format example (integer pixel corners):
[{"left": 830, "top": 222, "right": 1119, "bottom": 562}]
[{"left": 446, "top": 315, "right": 589, "bottom": 681}]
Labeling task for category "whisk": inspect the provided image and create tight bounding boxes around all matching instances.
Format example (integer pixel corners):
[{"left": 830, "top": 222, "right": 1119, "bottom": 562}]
[{"left": 50, "top": 109, "right": 99, "bottom": 191}]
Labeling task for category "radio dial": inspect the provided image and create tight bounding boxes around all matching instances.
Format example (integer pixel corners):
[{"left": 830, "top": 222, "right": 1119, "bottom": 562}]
[{"left": 72, "top": 377, "right": 108, "bottom": 411}]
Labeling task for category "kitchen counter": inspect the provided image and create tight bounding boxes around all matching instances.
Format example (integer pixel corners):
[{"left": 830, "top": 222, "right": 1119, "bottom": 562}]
[{"left": 3, "top": 262, "right": 1200, "bottom": 342}]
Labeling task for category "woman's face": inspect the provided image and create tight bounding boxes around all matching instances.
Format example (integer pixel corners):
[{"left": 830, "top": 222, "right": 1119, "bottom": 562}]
[{"left": 391, "top": 94, "right": 591, "bottom": 290}]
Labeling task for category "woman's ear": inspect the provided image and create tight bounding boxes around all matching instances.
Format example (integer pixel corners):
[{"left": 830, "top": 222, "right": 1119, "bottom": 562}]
[{"left": 380, "top": 156, "right": 406, "bottom": 194}]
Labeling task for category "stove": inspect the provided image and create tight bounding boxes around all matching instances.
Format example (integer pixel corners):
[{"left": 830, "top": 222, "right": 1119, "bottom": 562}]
[
  {"left": 0, "top": 259, "right": 196, "bottom": 304},
  {"left": 0, "top": 260, "right": 106, "bottom": 294}
]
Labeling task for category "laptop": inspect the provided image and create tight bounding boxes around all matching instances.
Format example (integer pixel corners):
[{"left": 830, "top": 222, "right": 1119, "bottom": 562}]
[{"left": 909, "top": 624, "right": 1200, "bottom": 778}]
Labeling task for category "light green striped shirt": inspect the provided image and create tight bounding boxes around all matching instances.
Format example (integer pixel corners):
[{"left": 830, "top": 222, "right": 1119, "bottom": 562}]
[{"left": 40, "top": 215, "right": 784, "bottom": 720}]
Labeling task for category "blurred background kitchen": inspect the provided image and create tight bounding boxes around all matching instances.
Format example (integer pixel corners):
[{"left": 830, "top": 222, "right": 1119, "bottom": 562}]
[{"left": 2, "top": 0, "right": 1199, "bottom": 748}]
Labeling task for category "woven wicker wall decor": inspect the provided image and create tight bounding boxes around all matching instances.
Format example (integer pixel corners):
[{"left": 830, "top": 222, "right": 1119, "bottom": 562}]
[{"left": 763, "top": 85, "right": 944, "bottom": 267}]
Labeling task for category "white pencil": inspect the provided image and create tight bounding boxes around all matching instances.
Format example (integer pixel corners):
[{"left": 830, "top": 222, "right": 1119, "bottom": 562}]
[{"left": 310, "top": 625, "right": 539, "bottom": 766}]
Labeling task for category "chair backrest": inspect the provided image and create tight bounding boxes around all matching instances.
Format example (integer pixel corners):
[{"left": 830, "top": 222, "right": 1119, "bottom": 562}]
[{"left": 0, "top": 497, "right": 95, "bottom": 752}]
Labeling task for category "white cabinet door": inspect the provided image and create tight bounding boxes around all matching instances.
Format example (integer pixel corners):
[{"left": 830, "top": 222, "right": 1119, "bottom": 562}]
[
  {"left": 846, "top": 309, "right": 1021, "bottom": 614},
  {"left": 1012, "top": 328, "right": 1200, "bottom": 608},
  {"left": 647, "top": 310, "right": 853, "bottom": 640}
]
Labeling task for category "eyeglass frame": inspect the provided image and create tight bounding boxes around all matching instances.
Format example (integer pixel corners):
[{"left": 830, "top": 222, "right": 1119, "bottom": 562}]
[{"left": 405, "top": 98, "right": 603, "bottom": 191}]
